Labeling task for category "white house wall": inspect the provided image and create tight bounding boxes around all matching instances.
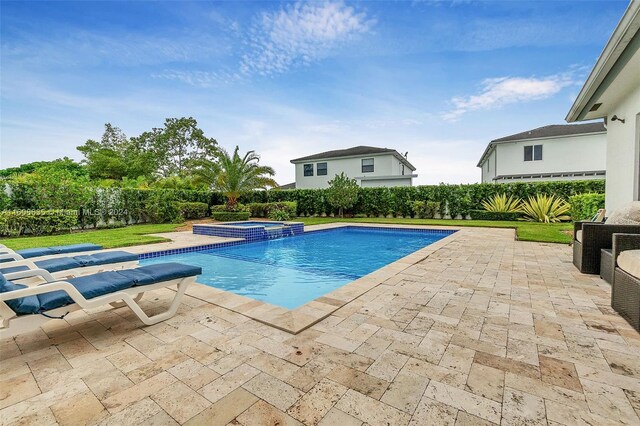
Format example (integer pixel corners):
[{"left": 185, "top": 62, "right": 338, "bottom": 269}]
[
  {"left": 360, "top": 177, "right": 414, "bottom": 188},
  {"left": 479, "top": 132, "right": 606, "bottom": 182},
  {"left": 604, "top": 83, "right": 640, "bottom": 212},
  {"left": 294, "top": 154, "right": 413, "bottom": 189}
]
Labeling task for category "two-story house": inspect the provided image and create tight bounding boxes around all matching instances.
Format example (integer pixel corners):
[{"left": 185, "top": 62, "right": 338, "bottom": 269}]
[
  {"left": 290, "top": 146, "right": 417, "bottom": 189},
  {"left": 477, "top": 123, "right": 607, "bottom": 183}
]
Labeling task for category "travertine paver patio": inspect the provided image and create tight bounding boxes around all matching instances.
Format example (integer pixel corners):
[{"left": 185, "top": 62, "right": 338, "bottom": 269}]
[{"left": 1, "top": 226, "right": 640, "bottom": 425}]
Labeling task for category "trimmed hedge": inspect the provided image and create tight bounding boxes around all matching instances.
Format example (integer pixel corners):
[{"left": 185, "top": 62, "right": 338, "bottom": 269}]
[
  {"left": 176, "top": 202, "right": 209, "bottom": 219},
  {"left": 569, "top": 193, "right": 606, "bottom": 221},
  {"left": 239, "top": 180, "right": 605, "bottom": 218},
  {"left": 212, "top": 211, "right": 250, "bottom": 222},
  {"left": 468, "top": 210, "right": 521, "bottom": 221},
  {"left": 0, "top": 209, "right": 78, "bottom": 237},
  {"left": 2, "top": 180, "right": 605, "bottom": 224}
]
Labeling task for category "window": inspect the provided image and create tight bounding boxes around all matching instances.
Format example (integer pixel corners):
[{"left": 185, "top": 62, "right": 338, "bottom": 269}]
[
  {"left": 524, "top": 144, "right": 543, "bottom": 161},
  {"left": 317, "top": 162, "right": 327, "bottom": 176},
  {"left": 534, "top": 144, "right": 543, "bottom": 161},
  {"left": 362, "top": 158, "right": 374, "bottom": 173},
  {"left": 303, "top": 164, "right": 314, "bottom": 177}
]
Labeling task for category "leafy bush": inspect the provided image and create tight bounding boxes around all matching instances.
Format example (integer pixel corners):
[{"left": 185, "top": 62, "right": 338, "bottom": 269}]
[
  {"left": 569, "top": 193, "right": 606, "bottom": 221},
  {"left": 212, "top": 211, "right": 250, "bottom": 221},
  {"left": 143, "top": 190, "right": 182, "bottom": 223},
  {"left": 210, "top": 203, "right": 249, "bottom": 213},
  {"left": 268, "top": 207, "right": 291, "bottom": 221},
  {"left": 481, "top": 194, "right": 522, "bottom": 213},
  {"left": 520, "top": 195, "right": 571, "bottom": 223},
  {"left": 411, "top": 201, "right": 440, "bottom": 219},
  {"left": 248, "top": 202, "right": 297, "bottom": 218},
  {"left": 469, "top": 210, "right": 521, "bottom": 221},
  {"left": 0, "top": 210, "right": 79, "bottom": 236},
  {"left": 327, "top": 173, "right": 359, "bottom": 217},
  {"left": 176, "top": 202, "right": 209, "bottom": 219}
]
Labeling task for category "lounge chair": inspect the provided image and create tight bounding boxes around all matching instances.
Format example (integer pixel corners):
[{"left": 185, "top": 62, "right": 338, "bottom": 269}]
[
  {"left": 0, "top": 243, "right": 102, "bottom": 263},
  {"left": 0, "top": 262, "right": 201, "bottom": 339},
  {"left": 0, "top": 251, "right": 138, "bottom": 279},
  {"left": 611, "top": 233, "right": 640, "bottom": 331},
  {"left": 573, "top": 222, "right": 640, "bottom": 274}
]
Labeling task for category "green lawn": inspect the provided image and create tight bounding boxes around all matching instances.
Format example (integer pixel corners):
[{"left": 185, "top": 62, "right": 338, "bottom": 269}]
[
  {"left": 0, "top": 217, "right": 572, "bottom": 251},
  {"left": 0, "top": 223, "right": 184, "bottom": 251},
  {"left": 297, "top": 217, "right": 573, "bottom": 244}
]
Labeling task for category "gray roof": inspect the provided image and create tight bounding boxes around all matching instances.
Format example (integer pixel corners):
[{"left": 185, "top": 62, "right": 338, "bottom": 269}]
[
  {"left": 277, "top": 182, "right": 296, "bottom": 190},
  {"left": 291, "top": 145, "right": 416, "bottom": 170},
  {"left": 492, "top": 122, "right": 605, "bottom": 143},
  {"left": 477, "top": 122, "right": 606, "bottom": 167}
]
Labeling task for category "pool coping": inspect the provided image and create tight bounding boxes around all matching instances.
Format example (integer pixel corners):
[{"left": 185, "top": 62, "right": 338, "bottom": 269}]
[{"left": 178, "top": 222, "right": 465, "bottom": 334}]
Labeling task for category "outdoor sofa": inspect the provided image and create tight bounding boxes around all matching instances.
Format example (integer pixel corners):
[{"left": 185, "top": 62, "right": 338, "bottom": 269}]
[
  {"left": 611, "top": 233, "right": 640, "bottom": 331},
  {"left": 0, "top": 262, "right": 201, "bottom": 339},
  {"left": 0, "top": 250, "right": 138, "bottom": 279},
  {"left": 573, "top": 221, "right": 640, "bottom": 274},
  {"left": 0, "top": 243, "right": 102, "bottom": 262}
]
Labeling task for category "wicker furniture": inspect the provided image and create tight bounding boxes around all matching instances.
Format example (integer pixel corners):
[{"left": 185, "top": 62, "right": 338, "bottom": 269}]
[
  {"left": 611, "top": 233, "right": 640, "bottom": 331},
  {"left": 572, "top": 221, "right": 640, "bottom": 274},
  {"left": 600, "top": 249, "right": 613, "bottom": 284}
]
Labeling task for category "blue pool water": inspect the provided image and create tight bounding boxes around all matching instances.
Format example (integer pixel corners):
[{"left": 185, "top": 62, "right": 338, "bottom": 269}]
[{"left": 141, "top": 227, "right": 453, "bottom": 309}]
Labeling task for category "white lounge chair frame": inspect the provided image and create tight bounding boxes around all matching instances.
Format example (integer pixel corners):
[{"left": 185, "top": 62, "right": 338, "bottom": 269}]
[
  {"left": 0, "top": 268, "right": 196, "bottom": 339},
  {"left": 0, "top": 258, "right": 138, "bottom": 281}
]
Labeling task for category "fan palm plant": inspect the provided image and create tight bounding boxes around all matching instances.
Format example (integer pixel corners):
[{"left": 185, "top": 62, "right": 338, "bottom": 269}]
[
  {"left": 520, "top": 194, "right": 571, "bottom": 223},
  {"left": 210, "top": 146, "right": 277, "bottom": 210},
  {"left": 481, "top": 193, "right": 522, "bottom": 213}
]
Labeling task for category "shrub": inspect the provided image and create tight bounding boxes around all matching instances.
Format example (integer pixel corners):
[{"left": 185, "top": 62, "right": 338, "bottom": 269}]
[
  {"left": 327, "top": 173, "right": 359, "bottom": 217},
  {"left": 176, "top": 202, "right": 209, "bottom": 219},
  {"left": 469, "top": 210, "right": 521, "bottom": 221},
  {"left": 520, "top": 195, "right": 571, "bottom": 223},
  {"left": 481, "top": 194, "right": 522, "bottom": 213},
  {"left": 143, "top": 190, "right": 182, "bottom": 223},
  {"left": 569, "top": 193, "right": 606, "bottom": 221},
  {"left": 268, "top": 207, "right": 292, "bottom": 221},
  {"left": 411, "top": 201, "right": 440, "bottom": 219},
  {"left": 211, "top": 203, "right": 249, "bottom": 213},
  {"left": 248, "top": 202, "right": 297, "bottom": 218},
  {"left": 213, "top": 211, "right": 250, "bottom": 221},
  {"left": 0, "top": 209, "right": 79, "bottom": 236}
]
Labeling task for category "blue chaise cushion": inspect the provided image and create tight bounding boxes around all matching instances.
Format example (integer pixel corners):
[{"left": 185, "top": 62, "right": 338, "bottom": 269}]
[
  {"left": 0, "top": 251, "right": 138, "bottom": 275},
  {"left": 0, "top": 265, "right": 30, "bottom": 275},
  {"left": 37, "top": 262, "right": 201, "bottom": 312},
  {"left": 17, "top": 243, "right": 102, "bottom": 259},
  {"left": 72, "top": 251, "right": 138, "bottom": 267},
  {"left": 0, "top": 273, "right": 41, "bottom": 315}
]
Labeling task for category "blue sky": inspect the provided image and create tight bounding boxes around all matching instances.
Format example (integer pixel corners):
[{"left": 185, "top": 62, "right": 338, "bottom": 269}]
[{"left": 0, "top": 0, "right": 628, "bottom": 184}]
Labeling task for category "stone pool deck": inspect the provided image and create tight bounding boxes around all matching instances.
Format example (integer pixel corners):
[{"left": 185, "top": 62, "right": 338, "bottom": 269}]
[{"left": 1, "top": 225, "right": 640, "bottom": 425}]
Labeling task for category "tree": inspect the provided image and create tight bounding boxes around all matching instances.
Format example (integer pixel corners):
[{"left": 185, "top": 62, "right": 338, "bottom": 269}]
[
  {"left": 327, "top": 172, "right": 359, "bottom": 218},
  {"left": 77, "top": 124, "right": 157, "bottom": 180},
  {"left": 150, "top": 117, "right": 218, "bottom": 178},
  {"left": 0, "top": 158, "right": 87, "bottom": 179},
  {"left": 210, "top": 146, "right": 277, "bottom": 209}
]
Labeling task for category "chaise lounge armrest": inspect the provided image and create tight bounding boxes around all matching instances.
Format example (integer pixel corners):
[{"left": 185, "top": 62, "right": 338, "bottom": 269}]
[
  {"left": 612, "top": 233, "right": 640, "bottom": 262},
  {"left": 4, "top": 268, "right": 56, "bottom": 283}
]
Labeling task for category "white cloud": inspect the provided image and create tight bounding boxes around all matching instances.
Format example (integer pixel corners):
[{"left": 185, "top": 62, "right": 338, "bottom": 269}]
[
  {"left": 240, "top": 1, "right": 374, "bottom": 76},
  {"left": 442, "top": 71, "right": 578, "bottom": 121}
]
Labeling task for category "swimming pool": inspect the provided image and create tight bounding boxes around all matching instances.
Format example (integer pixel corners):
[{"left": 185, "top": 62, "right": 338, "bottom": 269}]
[{"left": 141, "top": 226, "right": 454, "bottom": 309}]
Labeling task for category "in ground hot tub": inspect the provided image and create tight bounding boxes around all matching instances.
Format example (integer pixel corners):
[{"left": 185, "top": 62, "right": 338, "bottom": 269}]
[{"left": 193, "top": 221, "right": 304, "bottom": 241}]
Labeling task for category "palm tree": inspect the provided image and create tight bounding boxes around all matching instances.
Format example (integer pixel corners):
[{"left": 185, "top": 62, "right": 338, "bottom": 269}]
[{"left": 211, "top": 146, "right": 277, "bottom": 209}]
